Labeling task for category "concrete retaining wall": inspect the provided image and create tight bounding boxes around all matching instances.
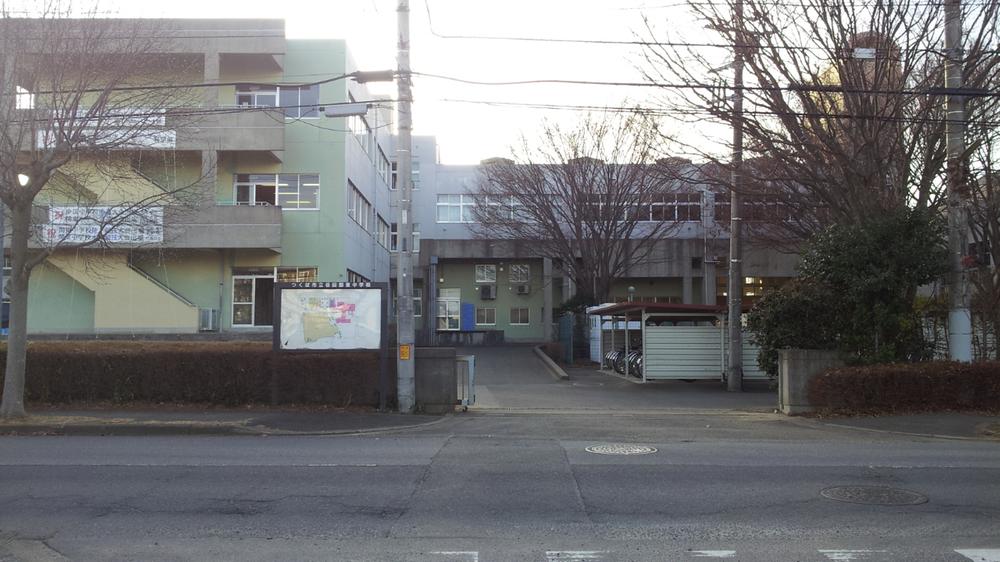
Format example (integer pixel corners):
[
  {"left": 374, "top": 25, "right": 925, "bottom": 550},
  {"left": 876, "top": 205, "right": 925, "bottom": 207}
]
[
  {"left": 779, "top": 349, "right": 845, "bottom": 414},
  {"left": 415, "top": 347, "right": 457, "bottom": 414}
]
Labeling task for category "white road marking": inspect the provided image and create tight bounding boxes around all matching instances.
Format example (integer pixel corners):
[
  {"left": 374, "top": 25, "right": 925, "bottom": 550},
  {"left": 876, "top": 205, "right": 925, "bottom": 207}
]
[
  {"left": 430, "top": 551, "right": 479, "bottom": 562},
  {"left": 956, "top": 550, "right": 1000, "bottom": 562},
  {"left": 546, "top": 551, "right": 607, "bottom": 561},
  {"left": 690, "top": 551, "right": 737, "bottom": 558},
  {"left": 818, "top": 550, "right": 888, "bottom": 560}
]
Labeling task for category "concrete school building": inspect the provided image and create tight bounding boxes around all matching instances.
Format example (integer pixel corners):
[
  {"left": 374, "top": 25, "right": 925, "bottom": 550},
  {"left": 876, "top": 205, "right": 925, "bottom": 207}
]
[
  {"left": 11, "top": 18, "right": 797, "bottom": 341},
  {"left": 406, "top": 137, "right": 799, "bottom": 344},
  {"left": 15, "top": 19, "right": 395, "bottom": 334}
]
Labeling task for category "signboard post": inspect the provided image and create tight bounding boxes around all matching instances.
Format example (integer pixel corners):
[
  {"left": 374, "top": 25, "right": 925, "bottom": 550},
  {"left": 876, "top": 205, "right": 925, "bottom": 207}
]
[{"left": 273, "top": 281, "right": 389, "bottom": 410}]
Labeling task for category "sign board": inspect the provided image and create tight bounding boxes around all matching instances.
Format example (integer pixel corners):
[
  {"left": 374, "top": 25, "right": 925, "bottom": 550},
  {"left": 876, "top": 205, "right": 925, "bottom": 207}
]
[
  {"left": 399, "top": 343, "right": 412, "bottom": 361},
  {"left": 274, "top": 282, "right": 385, "bottom": 351},
  {"left": 42, "top": 206, "right": 164, "bottom": 245}
]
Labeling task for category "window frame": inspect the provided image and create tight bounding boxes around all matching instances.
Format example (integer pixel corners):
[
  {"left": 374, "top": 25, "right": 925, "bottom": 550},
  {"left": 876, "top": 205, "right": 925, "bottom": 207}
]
[
  {"left": 475, "top": 307, "right": 496, "bottom": 326},
  {"left": 509, "top": 264, "right": 530, "bottom": 284},
  {"left": 509, "top": 307, "right": 530, "bottom": 326},
  {"left": 475, "top": 264, "right": 497, "bottom": 283}
]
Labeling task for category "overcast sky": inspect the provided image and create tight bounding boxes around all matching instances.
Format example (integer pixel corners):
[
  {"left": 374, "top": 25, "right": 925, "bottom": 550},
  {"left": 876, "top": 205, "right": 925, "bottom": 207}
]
[{"left": 105, "top": 0, "right": 712, "bottom": 164}]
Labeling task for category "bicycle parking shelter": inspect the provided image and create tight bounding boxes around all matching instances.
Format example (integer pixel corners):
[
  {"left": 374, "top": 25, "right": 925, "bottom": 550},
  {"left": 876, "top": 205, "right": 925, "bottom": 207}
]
[{"left": 587, "top": 302, "right": 768, "bottom": 383}]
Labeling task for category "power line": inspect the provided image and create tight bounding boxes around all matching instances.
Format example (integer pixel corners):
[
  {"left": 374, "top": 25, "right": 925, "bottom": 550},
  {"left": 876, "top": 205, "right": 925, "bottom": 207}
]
[
  {"left": 412, "top": 70, "right": 1000, "bottom": 98},
  {"left": 439, "top": 97, "right": 1000, "bottom": 126}
]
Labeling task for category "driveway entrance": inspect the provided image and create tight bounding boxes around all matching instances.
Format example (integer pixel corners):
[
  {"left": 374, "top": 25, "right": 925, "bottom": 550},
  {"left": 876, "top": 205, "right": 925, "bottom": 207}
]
[{"left": 464, "top": 345, "right": 777, "bottom": 412}]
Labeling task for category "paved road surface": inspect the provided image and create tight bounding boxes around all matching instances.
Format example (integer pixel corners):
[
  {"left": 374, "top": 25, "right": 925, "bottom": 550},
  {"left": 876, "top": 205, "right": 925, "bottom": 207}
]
[
  {"left": 2, "top": 412, "right": 998, "bottom": 561},
  {"left": 465, "top": 346, "right": 777, "bottom": 412}
]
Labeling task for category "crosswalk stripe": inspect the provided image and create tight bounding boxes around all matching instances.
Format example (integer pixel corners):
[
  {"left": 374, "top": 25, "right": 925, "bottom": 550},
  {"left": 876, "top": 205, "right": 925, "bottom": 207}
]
[
  {"left": 818, "top": 549, "right": 888, "bottom": 560},
  {"left": 690, "top": 551, "right": 737, "bottom": 559},
  {"left": 430, "top": 552, "right": 479, "bottom": 562},
  {"left": 956, "top": 550, "right": 1000, "bottom": 562},
  {"left": 545, "top": 551, "right": 607, "bottom": 561}
]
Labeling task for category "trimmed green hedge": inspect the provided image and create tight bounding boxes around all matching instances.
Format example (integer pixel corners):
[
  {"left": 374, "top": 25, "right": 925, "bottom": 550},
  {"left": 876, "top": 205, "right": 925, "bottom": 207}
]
[
  {"left": 0, "top": 341, "right": 395, "bottom": 407},
  {"left": 808, "top": 361, "right": 1000, "bottom": 414}
]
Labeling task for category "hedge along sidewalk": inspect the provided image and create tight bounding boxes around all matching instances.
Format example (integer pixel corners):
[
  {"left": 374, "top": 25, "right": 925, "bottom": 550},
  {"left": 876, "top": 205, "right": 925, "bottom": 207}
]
[
  {"left": 0, "top": 341, "right": 397, "bottom": 408},
  {"left": 806, "top": 360, "right": 1000, "bottom": 416}
]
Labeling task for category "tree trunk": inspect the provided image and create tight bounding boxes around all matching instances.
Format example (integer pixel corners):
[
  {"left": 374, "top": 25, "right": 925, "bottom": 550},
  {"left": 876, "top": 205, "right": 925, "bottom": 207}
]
[{"left": 0, "top": 206, "right": 33, "bottom": 419}]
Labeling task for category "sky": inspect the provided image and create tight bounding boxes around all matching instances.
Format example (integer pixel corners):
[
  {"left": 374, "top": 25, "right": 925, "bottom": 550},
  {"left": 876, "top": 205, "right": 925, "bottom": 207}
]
[{"left": 103, "top": 0, "right": 714, "bottom": 165}]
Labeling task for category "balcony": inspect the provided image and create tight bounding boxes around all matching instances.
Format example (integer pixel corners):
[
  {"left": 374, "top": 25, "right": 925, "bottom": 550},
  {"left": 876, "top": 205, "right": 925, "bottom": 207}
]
[
  {"left": 163, "top": 204, "right": 282, "bottom": 249},
  {"left": 170, "top": 108, "right": 285, "bottom": 155}
]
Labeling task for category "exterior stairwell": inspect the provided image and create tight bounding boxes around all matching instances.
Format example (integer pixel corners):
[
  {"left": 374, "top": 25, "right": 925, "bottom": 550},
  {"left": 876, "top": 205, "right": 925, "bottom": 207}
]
[{"left": 45, "top": 253, "right": 200, "bottom": 333}]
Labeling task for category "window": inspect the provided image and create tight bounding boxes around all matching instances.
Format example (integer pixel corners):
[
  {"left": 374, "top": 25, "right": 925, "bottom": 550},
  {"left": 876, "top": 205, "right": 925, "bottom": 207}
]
[
  {"left": 412, "top": 223, "right": 421, "bottom": 253},
  {"left": 651, "top": 193, "right": 701, "bottom": 221},
  {"left": 390, "top": 222, "right": 398, "bottom": 251},
  {"left": 475, "top": 264, "right": 497, "bottom": 283},
  {"left": 391, "top": 161, "right": 398, "bottom": 190},
  {"left": 476, "top": 307, "right": 496, "bottom": 325},
  {"left": 509, "top": 264, "right": 530, "bottom": 283},
  {"left": 277, "top": 267, "right": 317, "bottom": 283},
  {"left": 236, "top": 84, "right": 318, "bottom": 118},
  {"left": 510, "top": 307, "right": 530, "bottom": 325},
  {"left": 377, "top": 215, "right": 390, "bottom": 248},
  {"left": 437, "top": 194, "right": 475, "bottom": 223},
  {"left": 413, "top": 287, "right": 423, "bottom": 317},
  {"left": 347, "top": 269, "right": 371, "bottom": 284},
  {"left": 437, "top": 299, "right": 460, "bottom": 331},
  {"left": 389, "top": 222, "right": 419, "bottom": 252},
  {"left": 348, "top": 181, "right": 372, "bottom": 231},
  {"left": 378, "top": 148, "right": 391, "bottom": 185},
  {"left": 279, "top": 85, "right": 320, "bottom": 118},
  {"left": 15, "top": 86, "right": 33, "bottom": 110},
  {"left": 235, "top": 173, "right": 318, "bottom": 210},
  {"left": 235, "top": 85, "right": 277, "bottom": 108}
]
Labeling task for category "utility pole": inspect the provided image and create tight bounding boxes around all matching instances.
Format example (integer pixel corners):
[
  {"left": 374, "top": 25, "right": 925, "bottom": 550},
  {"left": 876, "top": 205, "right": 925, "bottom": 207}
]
[
  {"left": 944, "top": 0, "right": 972, "bottom": 362},
  {"left": 396, "top": 0, "right": 417, "bottom": 412},
  {"left": 726, "top": 0, "right": 745, "bottom": 392}
]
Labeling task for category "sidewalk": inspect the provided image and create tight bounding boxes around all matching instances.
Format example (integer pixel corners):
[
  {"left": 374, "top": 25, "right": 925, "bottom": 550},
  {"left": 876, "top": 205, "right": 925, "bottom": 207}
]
[
  {"left": 811, "top": 412, "right": 1000, "bottom": 441},
  {"left": 0, "top": 407, "right": 447, "bottom": 436}
]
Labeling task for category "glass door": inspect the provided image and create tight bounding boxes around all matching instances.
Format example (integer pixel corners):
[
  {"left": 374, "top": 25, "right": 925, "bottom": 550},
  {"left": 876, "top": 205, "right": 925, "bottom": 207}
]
[{"left": 233, "top": 274, "right": 276, "bottom": 327}]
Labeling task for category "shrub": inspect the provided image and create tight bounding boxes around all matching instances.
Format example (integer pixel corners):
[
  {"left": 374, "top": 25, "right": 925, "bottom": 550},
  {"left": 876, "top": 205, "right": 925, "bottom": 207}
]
[
  {"left": 808, "top": 361, "right": 1000, "bottom": 414},
  {"left": 747, "top": 208, "right": 947, "bottom": 372},
  {"left": 0, "top": 341, "right": 395, "bottom": 407}
]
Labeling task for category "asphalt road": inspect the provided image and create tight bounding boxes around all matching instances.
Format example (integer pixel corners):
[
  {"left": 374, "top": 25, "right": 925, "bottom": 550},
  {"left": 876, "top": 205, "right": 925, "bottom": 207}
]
[{"left": 2, "top": 414, "right": 999, "bottom": 562}]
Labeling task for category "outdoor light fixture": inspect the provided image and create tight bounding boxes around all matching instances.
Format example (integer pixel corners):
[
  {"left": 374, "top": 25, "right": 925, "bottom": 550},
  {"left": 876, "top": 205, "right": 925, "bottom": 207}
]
[
  {"left": 321, "top": 102, "right": 370, "bottom": 118},
  {"left": 17, "top": 174, "right": 29, "bottom": 186}
]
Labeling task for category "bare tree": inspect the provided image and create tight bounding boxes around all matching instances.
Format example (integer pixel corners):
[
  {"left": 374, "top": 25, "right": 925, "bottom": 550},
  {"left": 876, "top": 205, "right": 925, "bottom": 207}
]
[
  {"left": 967, "top": 83, "right": 1000, "bottom": 359},
  {"left": 640, "top": 0, "right": 999, "bottom": 244},
  {"left": 471, "top": 112, "right": 685, "bottom": 303},
  {"left": 0, "top": 2, "right": 205, "bottom": 418}
]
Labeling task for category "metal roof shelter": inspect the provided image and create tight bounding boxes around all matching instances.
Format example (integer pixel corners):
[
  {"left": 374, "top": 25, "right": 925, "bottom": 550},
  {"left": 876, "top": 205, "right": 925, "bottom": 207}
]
[{"left": 587, "top": 302, "right": 766, "bottom": 383}]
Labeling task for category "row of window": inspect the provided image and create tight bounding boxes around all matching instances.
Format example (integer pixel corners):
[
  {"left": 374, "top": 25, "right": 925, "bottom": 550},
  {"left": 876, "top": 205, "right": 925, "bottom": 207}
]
[
  {"left": 435, "top": 193, "right": 704, "bottom": 223},
  {"left": 234, "top": 173, "right": 319, "bottom": 210},
  {"left": 235, "top": 84, "right": 320, "bottom": 119},
  {"left": 435, "top": 304, "right": 531, "bottom": 330},
  {"left": 474, "top": 264, "right": 529, "bottom": 284}
]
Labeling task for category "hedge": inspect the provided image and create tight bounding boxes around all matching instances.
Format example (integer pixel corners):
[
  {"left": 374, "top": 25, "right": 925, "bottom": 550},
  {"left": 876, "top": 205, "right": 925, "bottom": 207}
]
[
  {"left": 808, "top": 361, "right": 1000, "bottom": 414},
  {"left": 0, "top": 341, "right": 396, "bottom": 407}
]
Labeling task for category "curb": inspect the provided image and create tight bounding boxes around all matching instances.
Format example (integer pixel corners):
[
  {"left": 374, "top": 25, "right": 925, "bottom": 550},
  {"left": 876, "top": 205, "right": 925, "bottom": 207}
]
[
  {"left": 0, "top": 414, "right": 452, "bottom": 437},
  {"left": 784, "top": 416, "right": 999, "bottom": 442},
  {"left": 533, "top": 345, "right": 570, "bottom": 381}
]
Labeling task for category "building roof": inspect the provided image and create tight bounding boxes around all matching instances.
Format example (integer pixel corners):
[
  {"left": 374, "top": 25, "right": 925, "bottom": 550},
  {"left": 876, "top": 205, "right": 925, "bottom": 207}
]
[{"left": 586, "top": 301, "right": 754, "bottom": 317}]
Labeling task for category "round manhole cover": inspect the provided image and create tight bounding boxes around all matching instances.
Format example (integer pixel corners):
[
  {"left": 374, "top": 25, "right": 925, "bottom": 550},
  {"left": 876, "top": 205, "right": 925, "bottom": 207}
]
[
  {"left": 585, "top": 444, "right": 657, "bottom": 455},
  {"left": 820, "top": 485, "right": 928, "bottom": 506}
]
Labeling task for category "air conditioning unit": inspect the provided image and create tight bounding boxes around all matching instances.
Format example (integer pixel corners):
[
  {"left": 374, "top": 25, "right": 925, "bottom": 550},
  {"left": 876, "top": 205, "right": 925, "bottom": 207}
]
[
  {"left": 515, "top": 284, "right": 530, "bottom": 295},
  {"left": 198, "top": 308, "right": 219, "bottom": 332},
  {"left": 480, "top": 284, "right": 497, "bottom": 300}
]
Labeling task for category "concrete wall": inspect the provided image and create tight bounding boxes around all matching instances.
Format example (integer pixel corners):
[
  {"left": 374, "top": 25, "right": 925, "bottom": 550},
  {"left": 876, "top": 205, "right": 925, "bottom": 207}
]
[
  {"left": 778, "top": 349, "right": 845, "bottom": 415},
  {"left": 414, "top": 347, "right": 457, "bottom": 414},
  {"left": 27, "top": 262, "right": 95, "bottom": 333}
]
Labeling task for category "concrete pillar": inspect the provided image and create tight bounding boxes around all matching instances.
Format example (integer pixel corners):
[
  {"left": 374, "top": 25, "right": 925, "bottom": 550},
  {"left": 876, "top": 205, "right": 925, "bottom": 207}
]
[
  {"left": 563, "top": 276, "right": 577, "bottom": 302},
  {"left": 201, "top": 51, "right": 220, "bottom": 204},
  {"left": 203, "top": 51, "right": 220, "bottom": 108},
  {"left": 543, "top": 257, "right": 553, "bottom": 341},
  {"left": 703, "top": 262, "right": 717, "bottom": 305},
  {"left": 425, "top": 256, "right": 439, "bottom": 341}
]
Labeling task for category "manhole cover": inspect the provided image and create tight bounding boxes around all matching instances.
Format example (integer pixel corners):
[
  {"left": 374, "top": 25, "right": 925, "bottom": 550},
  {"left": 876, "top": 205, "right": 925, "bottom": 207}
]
[
  {"left": 585, "top": 444, "right": 657, "bottom": 455},
  {"left": 820, "top": 485, "right": 928, "bottom": 506}
]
